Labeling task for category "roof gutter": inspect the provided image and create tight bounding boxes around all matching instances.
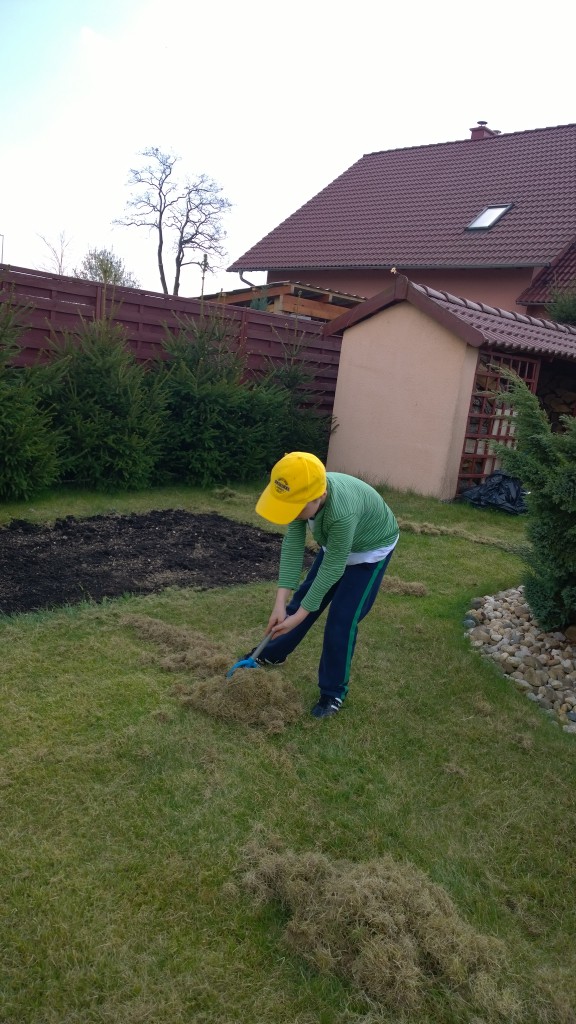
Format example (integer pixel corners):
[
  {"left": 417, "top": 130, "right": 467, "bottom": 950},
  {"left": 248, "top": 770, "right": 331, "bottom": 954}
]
[
  {"left": 230, "top": 261, "right": 550, "bottom": 273},
  {"left": 238, "top": 271, "right": 260, "bottom": 288}
]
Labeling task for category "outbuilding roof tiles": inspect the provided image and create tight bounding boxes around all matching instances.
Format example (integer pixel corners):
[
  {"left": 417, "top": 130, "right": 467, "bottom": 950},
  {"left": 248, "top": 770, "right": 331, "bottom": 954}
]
[
  {"left": 324, "top": 275, "right": 576, "bottom": 362},
  {"left": 418, "top": 282, "right": 576, "bottom": 360}
]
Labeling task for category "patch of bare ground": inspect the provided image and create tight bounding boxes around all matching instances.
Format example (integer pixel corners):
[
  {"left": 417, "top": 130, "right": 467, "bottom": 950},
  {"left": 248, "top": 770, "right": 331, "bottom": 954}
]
[{"left": 0, "top": 510, "right": 302, "bottom": 615}]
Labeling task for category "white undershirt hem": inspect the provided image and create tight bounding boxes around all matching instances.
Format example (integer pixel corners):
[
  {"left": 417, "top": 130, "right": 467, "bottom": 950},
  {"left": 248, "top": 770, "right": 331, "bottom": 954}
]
[{"left": 307, "top": 523, "right": 399, "bottom": 566}]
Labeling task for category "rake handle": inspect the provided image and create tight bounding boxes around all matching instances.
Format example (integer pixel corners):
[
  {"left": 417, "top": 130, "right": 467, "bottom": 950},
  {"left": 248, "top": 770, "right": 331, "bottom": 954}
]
[{"left": 251, "top": 632, "right": 272, "bottom": 660}]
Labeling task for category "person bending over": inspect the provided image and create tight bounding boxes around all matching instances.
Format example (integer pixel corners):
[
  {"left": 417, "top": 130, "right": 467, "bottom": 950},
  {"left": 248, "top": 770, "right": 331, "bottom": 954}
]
[{"left": 250, "top": 451, "right": 399, "bottom": 718}]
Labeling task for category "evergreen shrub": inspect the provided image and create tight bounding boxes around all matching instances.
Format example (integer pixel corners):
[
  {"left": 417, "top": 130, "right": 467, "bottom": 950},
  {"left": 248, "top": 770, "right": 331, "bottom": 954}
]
[
  {"left": 160, "top": 377, "right": 291, "bottom": 485},
  {"left": 259, "top": 334, "right": 334, "bottom": 461},
  {"left": 158, "top": 316, "right": 333, "bottom": 484},
  {"left": 0, "top": 297, "right": 61, "bottom": 500},
  {"left": 162, "top": 313, "right": 246, "bottom": 387},
  {"left": 494, "top": 370, "right": 576, "bottom": 630},
  {"left": 0, "top": 297, "right": 335, "bottom": 499},
  {"left": 40, "top": 318, "right": 165, "bottom": 491},
  {"left": 545, "top": 283, "right": 576, "bottom": 326}
]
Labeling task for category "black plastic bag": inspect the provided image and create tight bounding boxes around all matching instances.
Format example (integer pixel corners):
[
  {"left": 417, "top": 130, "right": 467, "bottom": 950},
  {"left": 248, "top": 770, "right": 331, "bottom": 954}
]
[{"left": 460, "top": 470, "right": 527, "bottom": 515}]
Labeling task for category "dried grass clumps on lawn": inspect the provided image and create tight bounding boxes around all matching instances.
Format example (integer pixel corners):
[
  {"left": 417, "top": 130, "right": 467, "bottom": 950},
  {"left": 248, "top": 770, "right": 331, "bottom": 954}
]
[
  {"left": 181, "top": 670, "right": 303, "bottom": 734},
  {"left": 121, "top": 614, "right": 231, "bottom": 675},
  {"left": 399, "top": 518, "right": 449, "bottom": 537},
  {"left": 381, "top": 575, "right": 428, "bottom": 596},
  {"left": 122, "top": 614, "right": 303, "bottom": 732},
  {"left": 397, "top": 518, "right": 514, "bottom": 552},
  {"left": 212, "top": 487, "right": 241, "bottom": 500},
  {"left": 241, "top": 841, "right": 520, "bottom": 1018}
]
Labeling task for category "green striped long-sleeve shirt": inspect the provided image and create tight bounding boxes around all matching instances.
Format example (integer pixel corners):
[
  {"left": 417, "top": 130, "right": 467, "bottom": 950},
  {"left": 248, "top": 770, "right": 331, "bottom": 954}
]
[{"left": 278, "top": 473, "right": 399, "bottom": 612}]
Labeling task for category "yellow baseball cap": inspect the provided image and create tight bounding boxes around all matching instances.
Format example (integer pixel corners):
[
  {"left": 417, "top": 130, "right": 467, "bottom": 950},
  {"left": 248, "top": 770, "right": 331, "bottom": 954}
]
[{"left": 256, "top": 452, "right": 327, "bottom": 524}]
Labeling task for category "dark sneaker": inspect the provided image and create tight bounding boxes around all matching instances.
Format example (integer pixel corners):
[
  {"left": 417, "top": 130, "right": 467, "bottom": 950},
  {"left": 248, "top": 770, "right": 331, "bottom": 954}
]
[
  {"left": 244, "top": 650, "right": 286, "bottom": 667},
  {"left": 311, "top": 695, "right": 343, "bottom": 718}
]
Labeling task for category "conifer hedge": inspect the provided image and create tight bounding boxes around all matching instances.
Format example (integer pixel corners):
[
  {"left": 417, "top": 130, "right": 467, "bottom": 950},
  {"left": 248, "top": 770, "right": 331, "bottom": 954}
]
[
  {"left": 495, "top": 371, "right": 576, "bottom": 631},
  {"left": 0, "top": 304, "right": 333, "bottom": 499},
  {"left": 37, "top": 319, "right": 166, "bottom": 491},
  {"left": 0, "top": 300, "right": 60, "bottom": 500}
]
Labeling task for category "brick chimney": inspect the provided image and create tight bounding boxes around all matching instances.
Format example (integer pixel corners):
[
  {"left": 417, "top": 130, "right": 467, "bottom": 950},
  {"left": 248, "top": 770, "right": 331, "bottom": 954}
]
[{"left": 470, "top": 120, "right": 500, "bottom": 140}]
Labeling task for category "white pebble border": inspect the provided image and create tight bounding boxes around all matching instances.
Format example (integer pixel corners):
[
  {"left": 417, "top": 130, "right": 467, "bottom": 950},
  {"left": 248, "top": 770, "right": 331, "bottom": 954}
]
[{"left": 465, "top": 586, "right": 576, "bottom": 734}]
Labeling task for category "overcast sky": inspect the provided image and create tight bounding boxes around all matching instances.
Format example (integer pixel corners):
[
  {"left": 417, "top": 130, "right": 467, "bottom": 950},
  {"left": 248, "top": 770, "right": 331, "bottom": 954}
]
[{"left": 1, "top": 0, "right": 574, "bottom": 298}]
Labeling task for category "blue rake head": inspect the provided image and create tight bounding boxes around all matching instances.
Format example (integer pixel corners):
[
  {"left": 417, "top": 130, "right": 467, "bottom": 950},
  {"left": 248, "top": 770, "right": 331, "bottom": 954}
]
[
  {"left": 225, "top": 633, "right": 271, "bottom": 680},
  {"left": 225, "top": 656, "right": 261, "bottom": 679}
]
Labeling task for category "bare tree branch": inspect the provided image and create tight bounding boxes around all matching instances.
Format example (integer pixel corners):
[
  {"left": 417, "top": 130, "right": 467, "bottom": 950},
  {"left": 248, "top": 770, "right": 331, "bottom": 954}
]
[
  {"left": 114, "top": 148, "right": 231, "bottom": 296},
  {"left": 38, "top": 231, "right": 73, "bottom": 275}
]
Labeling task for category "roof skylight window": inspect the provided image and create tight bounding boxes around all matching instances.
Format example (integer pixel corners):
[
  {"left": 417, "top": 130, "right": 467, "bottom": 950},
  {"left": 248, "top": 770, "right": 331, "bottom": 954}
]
[{"left": 467, "top": 204, "right": 512, "bottom": 230}]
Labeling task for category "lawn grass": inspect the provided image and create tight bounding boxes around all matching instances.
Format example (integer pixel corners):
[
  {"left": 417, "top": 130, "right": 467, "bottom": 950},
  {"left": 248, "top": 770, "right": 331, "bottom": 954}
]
[
  {"left": 1, "top": 485, "right": 575, "bottom": 1023},
  {"left": 0, "top": 483, "right": 267, "bottom": 531}
]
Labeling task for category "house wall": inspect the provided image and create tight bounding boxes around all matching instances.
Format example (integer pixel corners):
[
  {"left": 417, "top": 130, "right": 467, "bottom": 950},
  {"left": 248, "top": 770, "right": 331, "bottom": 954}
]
[
  {"left": 268, "top": 267, "right": 534, "bottom": 314},
  {"left": 526, "top": 303, "right": 548, "bottom": 319},
  {"left": 326, "top": 303, "right": 479, "bottom": 499}
]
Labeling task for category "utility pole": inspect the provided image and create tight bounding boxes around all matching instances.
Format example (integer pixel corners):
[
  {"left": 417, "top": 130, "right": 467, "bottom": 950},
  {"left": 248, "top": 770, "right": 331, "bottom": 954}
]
[
  {"left": 200, "top": 253, "right": 208, "bottom": 298},
  {"left": 200, "top": 253, "right": 209, "bottom": 314}
]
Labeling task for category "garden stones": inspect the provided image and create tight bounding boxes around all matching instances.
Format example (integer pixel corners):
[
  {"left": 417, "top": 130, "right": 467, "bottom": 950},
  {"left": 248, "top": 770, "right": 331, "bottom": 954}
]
[{"left": 464, "top": 586, "right": 576, "bottom": 734}]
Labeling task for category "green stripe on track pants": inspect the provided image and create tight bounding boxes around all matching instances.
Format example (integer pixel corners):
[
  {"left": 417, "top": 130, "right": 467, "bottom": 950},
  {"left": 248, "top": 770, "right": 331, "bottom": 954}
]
[{"left": 261, "top": 548, "right": 394, "bottom": 700}]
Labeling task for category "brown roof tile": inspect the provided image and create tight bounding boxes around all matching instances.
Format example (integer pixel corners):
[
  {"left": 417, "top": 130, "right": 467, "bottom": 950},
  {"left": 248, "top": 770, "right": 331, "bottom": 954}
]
[
  {"left": 324, "top": 275, "right": 576, "bottom": 361},
  {"left": 517, "top": 239, "right": 576, "bottom": 305},
  {"left": 230, "top": 123, "right": 576, "bottom": 273},
  {"left": 419, "top": 283, "right": 576, "bottom": 359}
]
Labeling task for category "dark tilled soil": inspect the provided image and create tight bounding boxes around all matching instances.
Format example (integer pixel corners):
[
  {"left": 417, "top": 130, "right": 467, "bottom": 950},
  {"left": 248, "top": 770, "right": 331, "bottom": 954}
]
[{"left": 0, "top": 510, "right": 302, "bottom": 616}]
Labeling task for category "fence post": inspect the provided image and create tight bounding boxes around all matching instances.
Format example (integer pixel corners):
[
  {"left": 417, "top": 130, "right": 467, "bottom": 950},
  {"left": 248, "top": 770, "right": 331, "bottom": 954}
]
[{"left": 239, "top": 307, "right": 248, "bottom": 356}]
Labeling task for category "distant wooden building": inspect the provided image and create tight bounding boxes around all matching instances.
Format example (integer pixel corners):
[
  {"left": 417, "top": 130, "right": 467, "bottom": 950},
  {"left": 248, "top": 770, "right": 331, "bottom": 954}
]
[{"left": 205, "top": 280, "right": 365, "bottom": 324}]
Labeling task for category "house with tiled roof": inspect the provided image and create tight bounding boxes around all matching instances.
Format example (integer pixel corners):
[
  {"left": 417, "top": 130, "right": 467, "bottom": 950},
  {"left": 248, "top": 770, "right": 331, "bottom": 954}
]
[
  {"left": 518, "top": 239, "right": 576, "bottom": 312},
  {"left": 229, "top": 121, "right": 576, "bottom": 318},
  {"left": 323, "top": 275, "right": 576, "bottom": 499}
]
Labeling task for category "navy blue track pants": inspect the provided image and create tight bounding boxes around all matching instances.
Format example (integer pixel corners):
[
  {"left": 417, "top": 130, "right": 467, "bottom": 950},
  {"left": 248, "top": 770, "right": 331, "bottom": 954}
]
[{"left": 261, "top": 548, "right": 394, "bottom": 700}]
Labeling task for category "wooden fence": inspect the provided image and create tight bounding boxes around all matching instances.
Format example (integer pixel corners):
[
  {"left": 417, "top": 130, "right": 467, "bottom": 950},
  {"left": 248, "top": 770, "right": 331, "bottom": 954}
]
[{"left": 0, "top": 265, "right": 342, "bottom": 414}]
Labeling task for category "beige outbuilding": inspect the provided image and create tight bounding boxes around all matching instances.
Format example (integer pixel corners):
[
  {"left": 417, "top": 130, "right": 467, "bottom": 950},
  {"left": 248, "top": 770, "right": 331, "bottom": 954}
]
[{"left": 324, "top": 275, "right": 576, "bottom": 499}]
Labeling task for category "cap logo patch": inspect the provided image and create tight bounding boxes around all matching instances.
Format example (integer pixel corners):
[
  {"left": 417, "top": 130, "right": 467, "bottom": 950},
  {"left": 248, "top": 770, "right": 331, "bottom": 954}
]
[{"left": 273, "top": 476, "right": 290, "bottom": 494}]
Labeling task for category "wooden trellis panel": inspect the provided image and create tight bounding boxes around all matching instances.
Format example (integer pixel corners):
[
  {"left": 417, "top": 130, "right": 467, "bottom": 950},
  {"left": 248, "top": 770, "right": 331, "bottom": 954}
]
[{"left": 457, "top": 350, "right": 540, "bottom": 492}]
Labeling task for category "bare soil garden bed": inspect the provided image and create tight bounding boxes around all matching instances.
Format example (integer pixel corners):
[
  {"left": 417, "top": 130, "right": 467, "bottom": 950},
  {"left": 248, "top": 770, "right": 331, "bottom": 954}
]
[{"left": 0, "top": 510, "right": 294, "bottom": 616}]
